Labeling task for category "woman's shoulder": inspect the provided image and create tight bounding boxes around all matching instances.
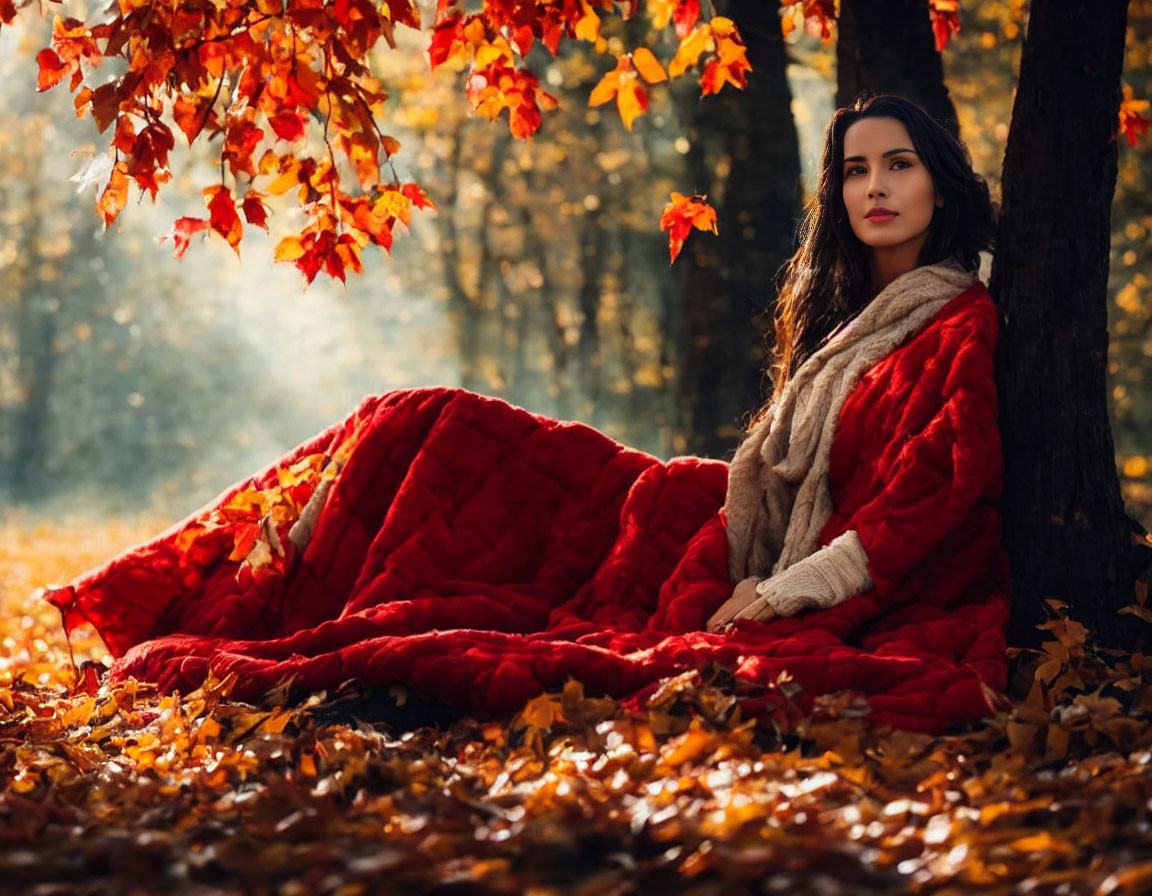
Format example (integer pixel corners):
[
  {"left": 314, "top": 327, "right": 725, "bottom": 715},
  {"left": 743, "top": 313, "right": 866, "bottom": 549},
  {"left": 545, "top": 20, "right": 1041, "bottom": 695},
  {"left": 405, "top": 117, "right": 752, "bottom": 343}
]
[{"left": 933, "top": 280, "right": 999, "bottom": 344}]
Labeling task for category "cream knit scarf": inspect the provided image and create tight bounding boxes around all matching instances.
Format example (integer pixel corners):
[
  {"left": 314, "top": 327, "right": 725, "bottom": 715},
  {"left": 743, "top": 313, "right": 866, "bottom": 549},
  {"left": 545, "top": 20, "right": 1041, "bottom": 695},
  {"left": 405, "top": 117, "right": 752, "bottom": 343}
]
[{"left": 724, "top": 260, "right": 977, "bottom": 583}]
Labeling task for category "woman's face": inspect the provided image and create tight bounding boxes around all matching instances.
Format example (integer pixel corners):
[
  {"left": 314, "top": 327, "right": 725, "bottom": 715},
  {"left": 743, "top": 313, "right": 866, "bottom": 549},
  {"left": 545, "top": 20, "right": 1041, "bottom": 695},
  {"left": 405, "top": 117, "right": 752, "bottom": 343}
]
[{"left": 840, "top": 116, "right": 941, "bottom": 260}]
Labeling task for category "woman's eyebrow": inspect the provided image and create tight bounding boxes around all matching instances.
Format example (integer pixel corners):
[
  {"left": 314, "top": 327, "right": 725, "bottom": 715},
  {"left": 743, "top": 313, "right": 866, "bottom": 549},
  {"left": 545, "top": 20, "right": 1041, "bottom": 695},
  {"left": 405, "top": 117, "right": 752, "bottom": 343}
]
[{"left": 842, "top": 147, "right": 919, "bottom": 162}]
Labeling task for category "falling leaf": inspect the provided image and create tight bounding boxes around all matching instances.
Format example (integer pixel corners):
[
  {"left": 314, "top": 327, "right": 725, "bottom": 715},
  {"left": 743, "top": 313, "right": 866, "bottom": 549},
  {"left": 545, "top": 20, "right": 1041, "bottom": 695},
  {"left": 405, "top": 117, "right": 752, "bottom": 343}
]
[{"left": 660, "top": 192, "right": 718, "bottom": 263}]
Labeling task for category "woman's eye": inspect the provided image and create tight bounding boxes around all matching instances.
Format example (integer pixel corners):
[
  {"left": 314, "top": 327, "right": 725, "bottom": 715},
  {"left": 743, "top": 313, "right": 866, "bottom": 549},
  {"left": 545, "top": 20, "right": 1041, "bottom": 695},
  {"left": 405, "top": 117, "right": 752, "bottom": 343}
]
[
  {"left": 891, "top": 159, "right": 912, "bottom": 169},
  {"left": 845, "top": 166, "right": 865, "bottom": 176}
]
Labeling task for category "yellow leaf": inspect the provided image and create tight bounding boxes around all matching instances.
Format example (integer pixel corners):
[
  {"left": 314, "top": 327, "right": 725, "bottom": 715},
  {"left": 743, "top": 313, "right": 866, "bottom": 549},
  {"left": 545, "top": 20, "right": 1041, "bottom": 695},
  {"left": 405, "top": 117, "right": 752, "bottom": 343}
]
[
  {"left": 275, "top": 236, "right": 306, "bottom": 261},
  {"left": 648, "top": 0, "right": 675, "bottom": 29},
  {"left": 474, "top": 41, "right": 511, "bottom": 68},
  {"left": 266, "top": 160, "right": 302, "bottom": 195},
  {"left": 521, "top": 693, "right": 561, "bottom": 729},
  {"left": 709, "top": 16, "right": 736, "bottom": 37}
]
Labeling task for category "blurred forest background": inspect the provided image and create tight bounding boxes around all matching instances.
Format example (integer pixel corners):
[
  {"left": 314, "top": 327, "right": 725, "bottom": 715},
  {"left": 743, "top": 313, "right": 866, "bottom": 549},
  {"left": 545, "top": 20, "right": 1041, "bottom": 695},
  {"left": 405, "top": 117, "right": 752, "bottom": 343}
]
[{"left": 0, "top": 0, "right": 1149, "bottom": 530}]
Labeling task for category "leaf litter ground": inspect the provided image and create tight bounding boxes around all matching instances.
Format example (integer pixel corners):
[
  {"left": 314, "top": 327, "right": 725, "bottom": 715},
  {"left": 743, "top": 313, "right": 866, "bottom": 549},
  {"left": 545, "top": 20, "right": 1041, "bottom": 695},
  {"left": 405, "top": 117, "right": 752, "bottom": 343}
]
[{"left": 3, "top": 517, "right": 1152, "bottom": 895}]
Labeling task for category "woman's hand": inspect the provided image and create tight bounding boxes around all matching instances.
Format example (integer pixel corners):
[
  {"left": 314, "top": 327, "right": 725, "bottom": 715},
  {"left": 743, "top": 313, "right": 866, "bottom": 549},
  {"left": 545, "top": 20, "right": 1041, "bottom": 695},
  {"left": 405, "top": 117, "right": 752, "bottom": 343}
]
[{"left": 706, "top": 577, "right": 778, "bottom": 633}]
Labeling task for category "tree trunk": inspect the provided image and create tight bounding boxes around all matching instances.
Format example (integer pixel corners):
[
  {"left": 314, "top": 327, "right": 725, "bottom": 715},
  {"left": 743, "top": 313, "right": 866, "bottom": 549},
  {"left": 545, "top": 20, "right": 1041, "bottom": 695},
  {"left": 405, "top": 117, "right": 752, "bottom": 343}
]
[
  {"left": 989, "top": 0, "right": 1148, "bottom": 647},
  {"left": 674, "top": 0, "right": 800, "bottom": 458},
  {"left": 835, "top": 0, "right": 959, "bottom": 135}
]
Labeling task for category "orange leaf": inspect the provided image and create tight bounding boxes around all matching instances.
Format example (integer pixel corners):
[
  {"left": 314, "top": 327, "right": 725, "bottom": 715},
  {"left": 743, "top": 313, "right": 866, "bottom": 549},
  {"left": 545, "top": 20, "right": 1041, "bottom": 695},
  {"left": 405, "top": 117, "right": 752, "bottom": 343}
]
[
  {"left": 588, "top": 65, "right": 622, "bottom": 107},
  {"left": 228, "top": 525, "right": 259, "bottom": 562},
  {"left": 1119, "top": 83, "right": 1150, "bottom": 147},
  {"left": 205, "top": 185, "right": 243, "bottom": 253},
  {"left": 173, "top": 94, "right": 211, "bottom": 144},
  {"left": 668, "top": 25, "right": 711, "bottom": 78},
  {"left": 631, "top": 47, "right": 668, "bottom": 84},
  {"left": 96, "top": 161, "right": 130, "bottom": 226},
  {"left": 660, "top": 192, "right": 718, "bottom": 264},
  {"left": 574, "top": 1, "right": 600, "bottom": 41},
  {"left": 617, "top": 78, "right": 647, "bottom": 130}
]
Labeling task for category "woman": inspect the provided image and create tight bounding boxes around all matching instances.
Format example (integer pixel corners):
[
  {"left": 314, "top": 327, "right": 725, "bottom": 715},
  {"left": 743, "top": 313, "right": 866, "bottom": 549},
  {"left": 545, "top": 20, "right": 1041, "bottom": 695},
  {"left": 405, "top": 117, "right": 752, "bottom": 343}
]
[
  {"left": 706, "top": 94, "right": 1005, "bottom": 637},
  {"left": 49, "top": 96, "right": 1010, "bottom": 733}
]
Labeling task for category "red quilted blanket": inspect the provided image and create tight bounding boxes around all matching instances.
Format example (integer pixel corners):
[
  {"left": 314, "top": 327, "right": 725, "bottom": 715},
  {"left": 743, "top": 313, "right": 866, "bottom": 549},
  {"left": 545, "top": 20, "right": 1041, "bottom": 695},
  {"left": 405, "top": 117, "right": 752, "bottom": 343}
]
[{"left": 48, "top": 289, "right": 1011, "bottom": 734}]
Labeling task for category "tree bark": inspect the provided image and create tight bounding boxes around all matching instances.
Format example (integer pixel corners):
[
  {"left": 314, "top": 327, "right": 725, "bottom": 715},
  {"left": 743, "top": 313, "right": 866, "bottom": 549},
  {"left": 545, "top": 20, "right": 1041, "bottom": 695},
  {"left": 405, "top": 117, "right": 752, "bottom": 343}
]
[
  {"left": 674, "top": 0, "right": 801, "bottom": 458},
  {"left": 989, "top": 0, "right": 1148, "bottom": 646},
  {"left": 835, "top": 0, "right": 959, "bottom": 135}
]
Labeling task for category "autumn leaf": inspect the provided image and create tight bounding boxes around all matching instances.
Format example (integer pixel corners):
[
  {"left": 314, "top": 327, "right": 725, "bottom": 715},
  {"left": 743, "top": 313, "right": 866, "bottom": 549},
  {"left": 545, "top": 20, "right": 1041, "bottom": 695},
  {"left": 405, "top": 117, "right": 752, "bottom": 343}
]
[
  {"left": 401, "top": 182, "right": 436, "bottom": 211},
  {"left": 780, "top": 0, "right": 836, "bottom": 42},
  {"left": 648, "top": 0, "right": 675, "bottom": 30},
  {"left": 36, "top": 48, "right": 70, "bottom": 92},
  {"left": 631, "top": 47, "right": 668, "bottom": 84},
  {"left": 173, "top": 94, "right": 214, "bottom": 144},
  {"left": 672, "top": 0, "right": 701, "bottom": 39},
  {"left": 573, "top": 1, "right": 601, "bottom": 42},
  {"left": 589, "top": 55, "right": 649, "bottom": 130},
  {"left": 660, "top": 192, "right": 718, "bottom": 264},
  {"left": 160, "top": 216, "right": 210, "bottom": 259},
  {"left": 275, "top": 235, "right": 306, "bottom": 263},
  {"left": 96, "top": 160, "right": 130, "bottom": 226},
  {"left": 1119, "top": 83, "right": 1150, "bottom": 147},
  {"left": 699, "top": 18, "right": 750, "bottom": 96},
  {"left": 242, "top": 193, "right": 270, "bottom": 230},
  {"left": 668, "top": 24, "right": 712, "bottom": 78},
  {"left": 205, "top": 185, "right": 243, "bottom": 253},
  {"left": 268, "top": 109, "right": 308, "bottom": 143},
  {"left": 928, "top": 0, "right": 960, "bottom": 52}
]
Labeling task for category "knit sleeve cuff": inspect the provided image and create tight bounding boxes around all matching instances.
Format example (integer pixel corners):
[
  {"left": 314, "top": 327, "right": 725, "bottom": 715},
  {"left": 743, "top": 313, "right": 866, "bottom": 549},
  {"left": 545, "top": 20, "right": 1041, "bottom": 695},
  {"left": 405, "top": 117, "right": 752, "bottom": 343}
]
[{"left": 754, "top": 529, "right": 873, "bottom": 617}]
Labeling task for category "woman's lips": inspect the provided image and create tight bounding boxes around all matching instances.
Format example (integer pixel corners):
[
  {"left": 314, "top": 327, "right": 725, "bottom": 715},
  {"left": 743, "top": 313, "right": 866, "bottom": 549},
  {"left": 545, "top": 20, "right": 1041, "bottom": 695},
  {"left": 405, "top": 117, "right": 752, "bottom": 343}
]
[{"left": 866, "top": 213, "right": 898, "bottom": 223}]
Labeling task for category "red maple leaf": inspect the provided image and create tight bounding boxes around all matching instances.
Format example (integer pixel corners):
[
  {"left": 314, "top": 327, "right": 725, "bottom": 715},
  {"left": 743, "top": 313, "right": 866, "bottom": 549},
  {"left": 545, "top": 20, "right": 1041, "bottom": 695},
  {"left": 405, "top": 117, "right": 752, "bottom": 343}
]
[
  {"left": 1119, "top": 85, "right": 1150, "bottom": 147},
  {"left": 660, "top": 192, "right": 718, "bottom": 264},
  {"left": 160, "top": 217, "right": 210, "bottom": 259}
]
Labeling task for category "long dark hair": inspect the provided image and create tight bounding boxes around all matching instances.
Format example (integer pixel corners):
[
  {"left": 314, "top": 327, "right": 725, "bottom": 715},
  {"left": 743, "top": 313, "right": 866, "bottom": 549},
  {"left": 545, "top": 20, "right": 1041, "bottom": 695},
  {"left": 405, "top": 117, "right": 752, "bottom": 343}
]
[{"left": 765, "top": 94, "right": 996, "bottom": 404}]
